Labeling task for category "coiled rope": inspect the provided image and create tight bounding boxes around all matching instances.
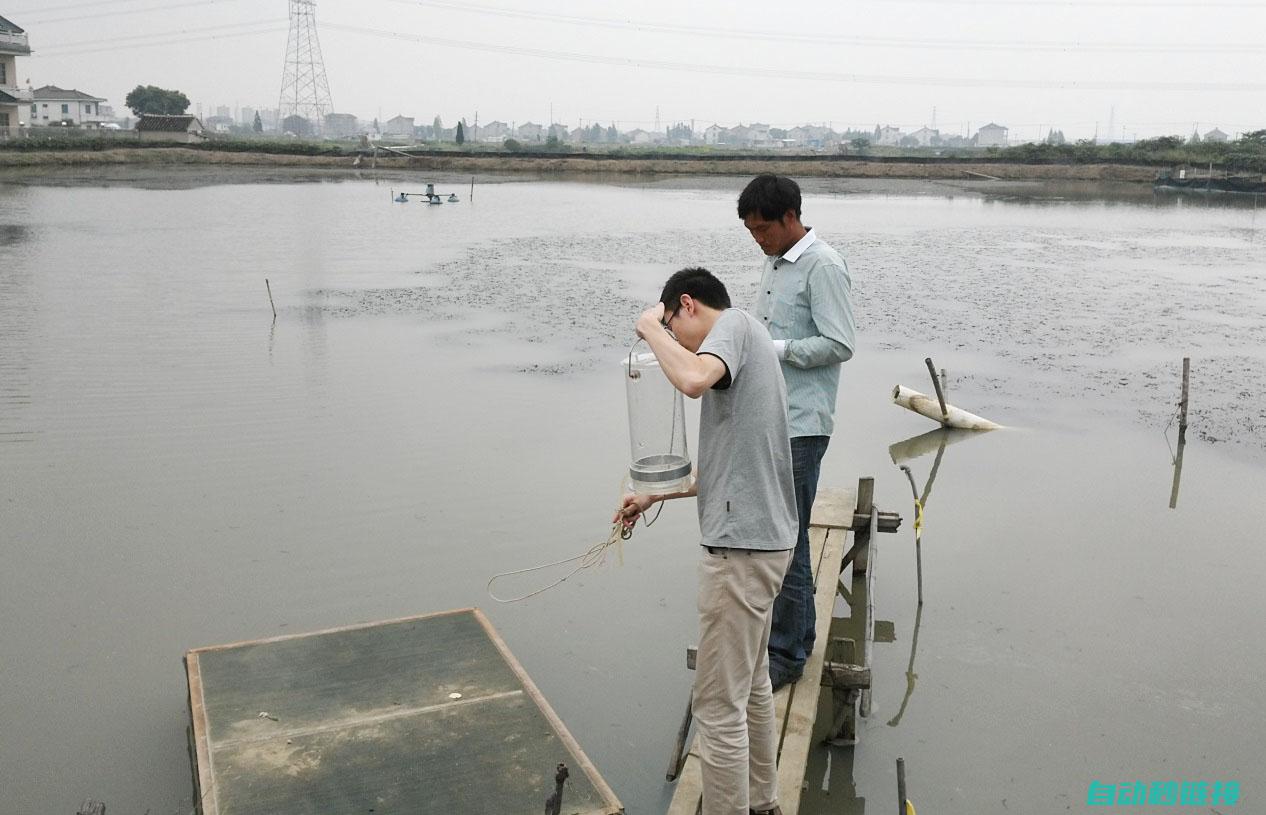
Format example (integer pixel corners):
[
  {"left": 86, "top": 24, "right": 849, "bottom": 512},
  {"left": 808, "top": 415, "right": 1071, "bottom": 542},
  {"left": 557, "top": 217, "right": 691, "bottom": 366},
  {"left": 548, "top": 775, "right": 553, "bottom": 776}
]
[{"left": 486, "top": 476, "right": 663, "bottom": 604}]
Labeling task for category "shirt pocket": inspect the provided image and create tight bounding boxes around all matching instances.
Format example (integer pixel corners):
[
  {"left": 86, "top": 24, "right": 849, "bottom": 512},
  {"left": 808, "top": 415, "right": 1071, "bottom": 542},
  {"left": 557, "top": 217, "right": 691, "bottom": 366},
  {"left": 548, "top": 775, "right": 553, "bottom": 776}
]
[{"left": 770, "top": 286, "right": 806, "bottom": 335}]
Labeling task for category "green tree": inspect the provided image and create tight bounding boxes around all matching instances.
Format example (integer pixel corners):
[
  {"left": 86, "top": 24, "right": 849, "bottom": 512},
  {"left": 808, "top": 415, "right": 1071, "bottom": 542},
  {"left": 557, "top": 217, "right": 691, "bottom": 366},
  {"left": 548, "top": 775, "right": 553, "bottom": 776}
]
[
  {"left": 124, "top": 85, "right": 190, "bottom": 116},
  {"left": 1239, "top": 129, "right": 1266, "bottom": 147},
  {"left": 503, "top": 138, "right": 523, "bottom": 152},
  {"left": 850, "top": 136, "right": 870, "bottom": 153},
  {"left": 455, "top": 120, "right": 465, "bottom": 145},
  {"left": 545, "top": 132, "right": 560, "bottom": 149},
  {"left": 252, "top": 111, "right": 263, "bottom": 133}
]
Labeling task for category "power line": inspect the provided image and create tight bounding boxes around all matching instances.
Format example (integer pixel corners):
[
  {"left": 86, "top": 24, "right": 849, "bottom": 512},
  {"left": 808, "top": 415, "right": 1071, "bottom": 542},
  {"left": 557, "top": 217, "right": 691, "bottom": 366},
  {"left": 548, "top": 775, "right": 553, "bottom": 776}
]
[
  {"left": 389, "top": 0, "right": 1266, "bottom": 54},
  {"left": 324, "top": 22, "right": 1266, "bottom": 92},
  {"left": 31, "top": 25, "right": 285, "bottom": 58},
  {"left": 36, "top": 18, "right": 284, "bottom": 53},
  {"left": 22, "top": 0, "right": 237, "bottom": 26}
]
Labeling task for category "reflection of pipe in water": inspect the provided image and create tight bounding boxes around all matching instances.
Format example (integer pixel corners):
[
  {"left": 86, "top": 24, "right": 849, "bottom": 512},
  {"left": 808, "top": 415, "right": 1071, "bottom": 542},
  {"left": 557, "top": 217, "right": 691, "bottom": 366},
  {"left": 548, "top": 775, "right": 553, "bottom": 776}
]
[
  {"left": 893, "top": 385, "right": 1002, "bottom": 430},
  {"left": 887, "top": 602, "right": 923, "bottom": 728},
  {"left": 888, "top": 426, "right": 981, "bottom": 465}
]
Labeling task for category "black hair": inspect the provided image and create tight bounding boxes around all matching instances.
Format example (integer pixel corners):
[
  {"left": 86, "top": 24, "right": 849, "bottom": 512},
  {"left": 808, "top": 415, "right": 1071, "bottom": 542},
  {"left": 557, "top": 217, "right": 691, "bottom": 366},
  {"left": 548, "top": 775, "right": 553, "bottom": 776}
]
[
  {"left": 659, "top": 267, "right": 731, "bottom": 312},
  {"left": 737, "top": 174, "right": 802, "bottom": 221}
]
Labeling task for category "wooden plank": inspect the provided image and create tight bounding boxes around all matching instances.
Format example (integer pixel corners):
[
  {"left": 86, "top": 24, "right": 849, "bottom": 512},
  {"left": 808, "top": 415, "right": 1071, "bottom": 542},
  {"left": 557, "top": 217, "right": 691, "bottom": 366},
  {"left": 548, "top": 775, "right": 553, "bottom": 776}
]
[
  {"left": 808, "top": 486, "right": 856, "bottom": 529},
  {"left": 186, "top": 608, "right": 622, "bottom": 815},
  {"left": 775, "top": 524, "right": 847, "bottom": 814},
  {"left": 666, "top": 486, "right": 854, "bottom": 815}
]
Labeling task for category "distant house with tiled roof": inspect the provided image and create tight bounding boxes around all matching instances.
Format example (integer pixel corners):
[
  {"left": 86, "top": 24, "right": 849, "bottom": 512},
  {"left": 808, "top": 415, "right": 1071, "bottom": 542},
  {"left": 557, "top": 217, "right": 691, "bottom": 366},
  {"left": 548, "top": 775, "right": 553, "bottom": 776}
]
[
  {"left": 1203, "top": 127, "right": 1229, "bottom": 143},
  {"left": 0, "top": 14, "right": 31, "bottom": 134},
  {"left": 29, "top": 85, "right": 108, "bottom": 128},
  {"left": 134, "top": 113, "right": 205, "bottom": 142},
  {"left": 975, "top": 122, "right": 1009, "bottom": 148}
]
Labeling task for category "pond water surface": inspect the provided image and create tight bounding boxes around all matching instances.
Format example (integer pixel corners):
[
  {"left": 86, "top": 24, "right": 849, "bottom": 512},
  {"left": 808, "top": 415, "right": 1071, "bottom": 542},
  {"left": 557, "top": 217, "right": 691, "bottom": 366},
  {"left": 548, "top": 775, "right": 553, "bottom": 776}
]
[{"left": 1, "top": 170, "right": 1263, "bottom": 815}]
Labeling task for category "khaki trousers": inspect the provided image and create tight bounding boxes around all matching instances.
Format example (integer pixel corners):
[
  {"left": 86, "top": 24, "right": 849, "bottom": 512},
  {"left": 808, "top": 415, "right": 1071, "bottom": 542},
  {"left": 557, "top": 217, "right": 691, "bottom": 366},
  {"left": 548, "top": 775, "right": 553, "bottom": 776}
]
[{"left": 693, "top": 546, "right": 793, "bottom": 815}]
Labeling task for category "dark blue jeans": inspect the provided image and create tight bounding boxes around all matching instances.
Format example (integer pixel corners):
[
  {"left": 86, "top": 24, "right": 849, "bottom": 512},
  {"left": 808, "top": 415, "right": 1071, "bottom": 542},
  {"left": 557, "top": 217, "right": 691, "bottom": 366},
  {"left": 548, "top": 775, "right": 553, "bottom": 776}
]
[{"left": 768, "top": 435, "right": 830, "bottom": 680}]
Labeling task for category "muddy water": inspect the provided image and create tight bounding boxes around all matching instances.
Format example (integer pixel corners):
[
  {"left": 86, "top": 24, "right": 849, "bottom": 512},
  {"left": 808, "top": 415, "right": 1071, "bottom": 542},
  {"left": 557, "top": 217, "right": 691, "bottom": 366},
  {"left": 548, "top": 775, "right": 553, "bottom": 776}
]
[{"left": 1, "top": 170, "right": 1263, "bottom": 814}]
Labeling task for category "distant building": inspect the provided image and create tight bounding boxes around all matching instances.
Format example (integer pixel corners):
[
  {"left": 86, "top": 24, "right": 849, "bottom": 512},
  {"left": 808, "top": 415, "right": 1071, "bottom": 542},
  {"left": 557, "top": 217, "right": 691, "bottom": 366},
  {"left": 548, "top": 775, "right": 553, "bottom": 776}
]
[
  {"left": 874, "top": 125, "right": 902, "bottom": 147},
  {"left": 204, "top": 115, "right": 234, "bottom": 134},
  {"left": 383, "top": 115, "right": 414, "bottom": 137},
  {"left": 1203, "top": 128, "right": 1229, "bottom": 143},
  {"left": 975, "top": 122, "right": 1009, "bottom": 148},
  {"left": 324, "top": 112, "right": 359, "bottom": 138},
  {"left": 517, "top": 121, "right": 544, "bottom": 141},
  {"left": 0, "top": 13, "right": 30, "bottom": 134},
  {"left": 703, "top": 124, "right": 726, "bottom": 145},
  {"left": 239, "top": 106, "right": 256, "bottom": 127},
  {"left": 626, "top": 128, "right": 653, "bottom": 145},
  {"left": 788, "top": 125, "right": 837, "bottom": 149},
  {"left": 28, "top": 85, "right": 108, "bottom": 128},
  {"left": 479, "top": 120, "right": 510, "bottom": 142},
  {"left": 281, "top": 114, "right": 312, "bottom": 136},
  {"left": 908, "top": 127, "right": 940, "bottom": 147},
  {"left": 134, "top": 114, "right": 205, "bottom": 143}
]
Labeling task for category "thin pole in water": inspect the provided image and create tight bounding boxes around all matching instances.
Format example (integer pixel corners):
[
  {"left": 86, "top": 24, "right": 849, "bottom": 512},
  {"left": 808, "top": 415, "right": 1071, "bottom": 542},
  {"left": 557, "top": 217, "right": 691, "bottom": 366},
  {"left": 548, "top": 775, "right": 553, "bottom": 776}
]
[
  {"left": 925, "top": 357, "right": 949, "bottom": 424},
  {"left": 470, "top": 175, "right": 475, "bottom": 202},
  {"left": 265, "top": 278, "right": 277, "bottom": 320},
  {"left": 897, "top": 757, "right": 908, "bottom": 815},
  {"left": 1178, "top": 356, "right": 1190, "bottom": 444}
]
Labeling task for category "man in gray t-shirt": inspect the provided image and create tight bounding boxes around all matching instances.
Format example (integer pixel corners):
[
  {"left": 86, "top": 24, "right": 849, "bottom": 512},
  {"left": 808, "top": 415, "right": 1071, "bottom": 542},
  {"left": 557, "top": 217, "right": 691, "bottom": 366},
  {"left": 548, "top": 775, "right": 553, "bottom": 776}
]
[{"left": 617, "top": 267, "right": 795, "bottom": 815}]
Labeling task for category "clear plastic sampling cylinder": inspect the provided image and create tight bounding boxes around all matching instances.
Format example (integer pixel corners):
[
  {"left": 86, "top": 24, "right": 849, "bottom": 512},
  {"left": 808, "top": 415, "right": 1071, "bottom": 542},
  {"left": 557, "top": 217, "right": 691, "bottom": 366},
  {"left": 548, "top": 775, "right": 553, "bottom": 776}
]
[{"left": 622, "top": 351, "right": 691, "bottom": 495}]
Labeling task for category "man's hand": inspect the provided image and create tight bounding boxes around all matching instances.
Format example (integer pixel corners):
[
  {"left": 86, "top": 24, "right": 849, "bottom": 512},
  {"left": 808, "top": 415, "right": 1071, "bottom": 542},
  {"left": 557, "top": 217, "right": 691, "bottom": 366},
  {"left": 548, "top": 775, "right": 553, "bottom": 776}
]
[
  {"left": 635, "top": 302, "right": 667, "bottom": 340},
  {"left": 614, "top": 492, "right": 656, "bottom": 529}
]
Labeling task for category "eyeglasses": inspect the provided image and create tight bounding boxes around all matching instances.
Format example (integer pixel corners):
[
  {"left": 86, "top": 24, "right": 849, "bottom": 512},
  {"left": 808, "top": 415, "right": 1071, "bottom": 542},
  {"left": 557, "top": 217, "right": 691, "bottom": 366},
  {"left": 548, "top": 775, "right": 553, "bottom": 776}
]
[{"left": 662, "top": 308, "right": 679, "bottom": 333}]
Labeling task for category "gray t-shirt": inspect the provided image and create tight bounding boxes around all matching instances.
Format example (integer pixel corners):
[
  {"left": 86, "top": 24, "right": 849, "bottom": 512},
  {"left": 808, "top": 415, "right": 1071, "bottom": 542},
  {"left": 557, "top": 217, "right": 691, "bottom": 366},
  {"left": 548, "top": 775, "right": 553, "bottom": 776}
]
[{"left": 695, "top": 308, "right": 797, "bottom": 551}]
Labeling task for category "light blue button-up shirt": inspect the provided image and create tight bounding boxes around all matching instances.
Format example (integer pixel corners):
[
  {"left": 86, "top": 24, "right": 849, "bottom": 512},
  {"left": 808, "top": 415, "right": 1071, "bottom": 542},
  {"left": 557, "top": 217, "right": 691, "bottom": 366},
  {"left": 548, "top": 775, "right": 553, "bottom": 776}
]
[{"left": 752, "top": 228, "right": 856, "bottom": 438}]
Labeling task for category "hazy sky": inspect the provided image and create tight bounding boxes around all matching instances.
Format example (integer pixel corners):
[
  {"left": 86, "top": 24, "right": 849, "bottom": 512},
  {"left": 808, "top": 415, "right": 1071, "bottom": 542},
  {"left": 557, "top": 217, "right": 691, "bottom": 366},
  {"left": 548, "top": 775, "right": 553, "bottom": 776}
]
[{"left": 11, "top": 0, "right": 1266, "bottom": 141}]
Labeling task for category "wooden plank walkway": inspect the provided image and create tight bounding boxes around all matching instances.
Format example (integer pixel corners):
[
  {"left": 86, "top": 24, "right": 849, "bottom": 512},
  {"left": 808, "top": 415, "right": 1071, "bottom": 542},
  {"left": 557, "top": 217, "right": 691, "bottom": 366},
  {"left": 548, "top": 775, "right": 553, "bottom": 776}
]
[
  {"left": 666, "top": 486, "right": 857, "bottom": 815},
  {"left": 186, "top": 608, "right": 623, "bottom": 815}
]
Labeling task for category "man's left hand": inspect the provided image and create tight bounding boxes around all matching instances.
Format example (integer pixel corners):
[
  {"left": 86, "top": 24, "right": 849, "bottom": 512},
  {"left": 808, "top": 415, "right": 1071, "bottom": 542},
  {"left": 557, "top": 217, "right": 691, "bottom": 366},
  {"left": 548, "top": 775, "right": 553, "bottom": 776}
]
[{"left": 636, "top": 302, "right": 667, "bottom": 340}]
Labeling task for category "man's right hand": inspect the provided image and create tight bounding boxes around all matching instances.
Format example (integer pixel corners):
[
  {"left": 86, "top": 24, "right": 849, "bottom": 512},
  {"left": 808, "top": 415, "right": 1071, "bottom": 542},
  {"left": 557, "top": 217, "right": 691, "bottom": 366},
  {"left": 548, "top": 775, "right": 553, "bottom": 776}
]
[{"left": 614, "top": 493, "right": 656, "bottom": 529}]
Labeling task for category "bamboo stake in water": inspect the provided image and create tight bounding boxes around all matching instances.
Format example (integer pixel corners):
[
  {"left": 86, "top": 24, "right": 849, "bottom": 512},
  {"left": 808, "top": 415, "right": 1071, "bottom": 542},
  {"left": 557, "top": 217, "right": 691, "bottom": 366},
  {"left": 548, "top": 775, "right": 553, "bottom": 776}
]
[
  {"left": 925, "top": 357, "right": 949, "bottom": 424},
  {"left": 897, "top": 757, "right": 908, "bottom": 815},
  {"left": 265, "top": 278, "right": 277, "bottom": 320},
  {"left": 470, "top": 175, "right": 475, "bottom": 202},
  {"left": 1178, "top": 356, "right": 1190, "bottom": 444}
]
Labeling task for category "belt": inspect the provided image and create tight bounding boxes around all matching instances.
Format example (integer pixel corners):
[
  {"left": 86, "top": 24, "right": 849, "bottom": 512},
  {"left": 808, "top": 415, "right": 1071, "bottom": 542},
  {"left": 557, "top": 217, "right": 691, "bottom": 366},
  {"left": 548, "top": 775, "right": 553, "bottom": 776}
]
[{"left": 703, "top": 545, "right": 792, "bottom": 556}]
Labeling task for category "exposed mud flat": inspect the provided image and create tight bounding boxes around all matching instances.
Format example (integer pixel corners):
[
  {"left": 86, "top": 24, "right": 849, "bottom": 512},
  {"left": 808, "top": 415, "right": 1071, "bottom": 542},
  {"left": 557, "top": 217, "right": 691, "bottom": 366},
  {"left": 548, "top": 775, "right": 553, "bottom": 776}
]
[{"left": 313, "top": 211, "right": 1266, "bottom": 460}]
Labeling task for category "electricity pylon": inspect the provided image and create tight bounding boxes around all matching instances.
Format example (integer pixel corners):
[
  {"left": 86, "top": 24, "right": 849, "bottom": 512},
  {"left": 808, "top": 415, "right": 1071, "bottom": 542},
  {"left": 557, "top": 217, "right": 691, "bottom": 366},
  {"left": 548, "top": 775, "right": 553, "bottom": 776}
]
[{"left": 278, "top": 0, "right": 333, "bottom": 132}]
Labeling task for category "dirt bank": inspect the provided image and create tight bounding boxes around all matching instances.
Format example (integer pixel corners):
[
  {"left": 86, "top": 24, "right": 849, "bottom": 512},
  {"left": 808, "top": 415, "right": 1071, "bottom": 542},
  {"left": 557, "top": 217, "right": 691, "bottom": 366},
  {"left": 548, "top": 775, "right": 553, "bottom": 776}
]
[{"left": 0, "top": 146, "right": 1159, "bottom": 182}]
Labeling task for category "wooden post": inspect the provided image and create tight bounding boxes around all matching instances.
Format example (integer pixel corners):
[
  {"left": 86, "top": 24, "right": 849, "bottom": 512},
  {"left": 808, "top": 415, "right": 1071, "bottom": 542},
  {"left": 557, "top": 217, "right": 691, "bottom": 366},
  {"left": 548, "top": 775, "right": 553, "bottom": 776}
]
[
  {"left": 860, "top": 504, "right": 878, "bottom": 717},
  {"left": 544, "top": 763, "right": 568, "bottom": 815},
  {"left": 665, "top": 691, "right": 692, "bottom": 781},
  {"left": 896, "top": 758, "right": 907, "bottom": 815},
  {"left": 925, "top": 357, "right": 949, "bottom": 423},
  {"left": 853, "top": 477, "right": 875, "bottom": 574},
  {"left": 940, "top": 367, "right": 947, "bottom": 397},
  {"left": 1178, "top": 356, "right": 1190, "bottom": 444},
  {"left": 265, "top": 278, "right": 277, "bottom": 320},
  {"left": 470, "top": 175, "right": 475, "bottom": 202},
  {"left": 76, "top": 802, "right": 105, "bottom": 815}
]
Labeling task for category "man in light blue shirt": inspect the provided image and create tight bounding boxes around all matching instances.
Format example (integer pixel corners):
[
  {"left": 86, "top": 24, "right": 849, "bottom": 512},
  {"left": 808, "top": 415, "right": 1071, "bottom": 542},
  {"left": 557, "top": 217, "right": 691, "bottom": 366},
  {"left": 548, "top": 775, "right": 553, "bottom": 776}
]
[{"left": 741, "top": 174, "right": 856, "bottom": 690}]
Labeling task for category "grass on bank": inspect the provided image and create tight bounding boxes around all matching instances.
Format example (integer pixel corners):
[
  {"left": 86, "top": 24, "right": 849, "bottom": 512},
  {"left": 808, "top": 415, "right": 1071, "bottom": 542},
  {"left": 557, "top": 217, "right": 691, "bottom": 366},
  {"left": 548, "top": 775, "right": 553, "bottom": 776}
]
[{"left": 3, "top": 130, "right": 1264, "bottom": 173}]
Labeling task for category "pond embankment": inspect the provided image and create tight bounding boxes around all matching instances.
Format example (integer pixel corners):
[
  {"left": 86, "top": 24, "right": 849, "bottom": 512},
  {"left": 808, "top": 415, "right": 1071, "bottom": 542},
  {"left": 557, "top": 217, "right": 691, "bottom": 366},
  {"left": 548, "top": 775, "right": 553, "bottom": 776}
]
[{"left": 0, "top": 146, "right": 1159, "bottom": 181}]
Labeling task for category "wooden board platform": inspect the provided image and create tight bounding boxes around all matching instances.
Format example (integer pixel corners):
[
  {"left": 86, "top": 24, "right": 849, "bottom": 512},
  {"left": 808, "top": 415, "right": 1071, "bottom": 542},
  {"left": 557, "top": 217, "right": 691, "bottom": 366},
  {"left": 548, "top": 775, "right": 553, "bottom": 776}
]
[
  {"left": 186, "top": 608, "right": 623, "bottom": 815},
  {"left": 667, "top": 486, "right": 857, "bottom": 815}
]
